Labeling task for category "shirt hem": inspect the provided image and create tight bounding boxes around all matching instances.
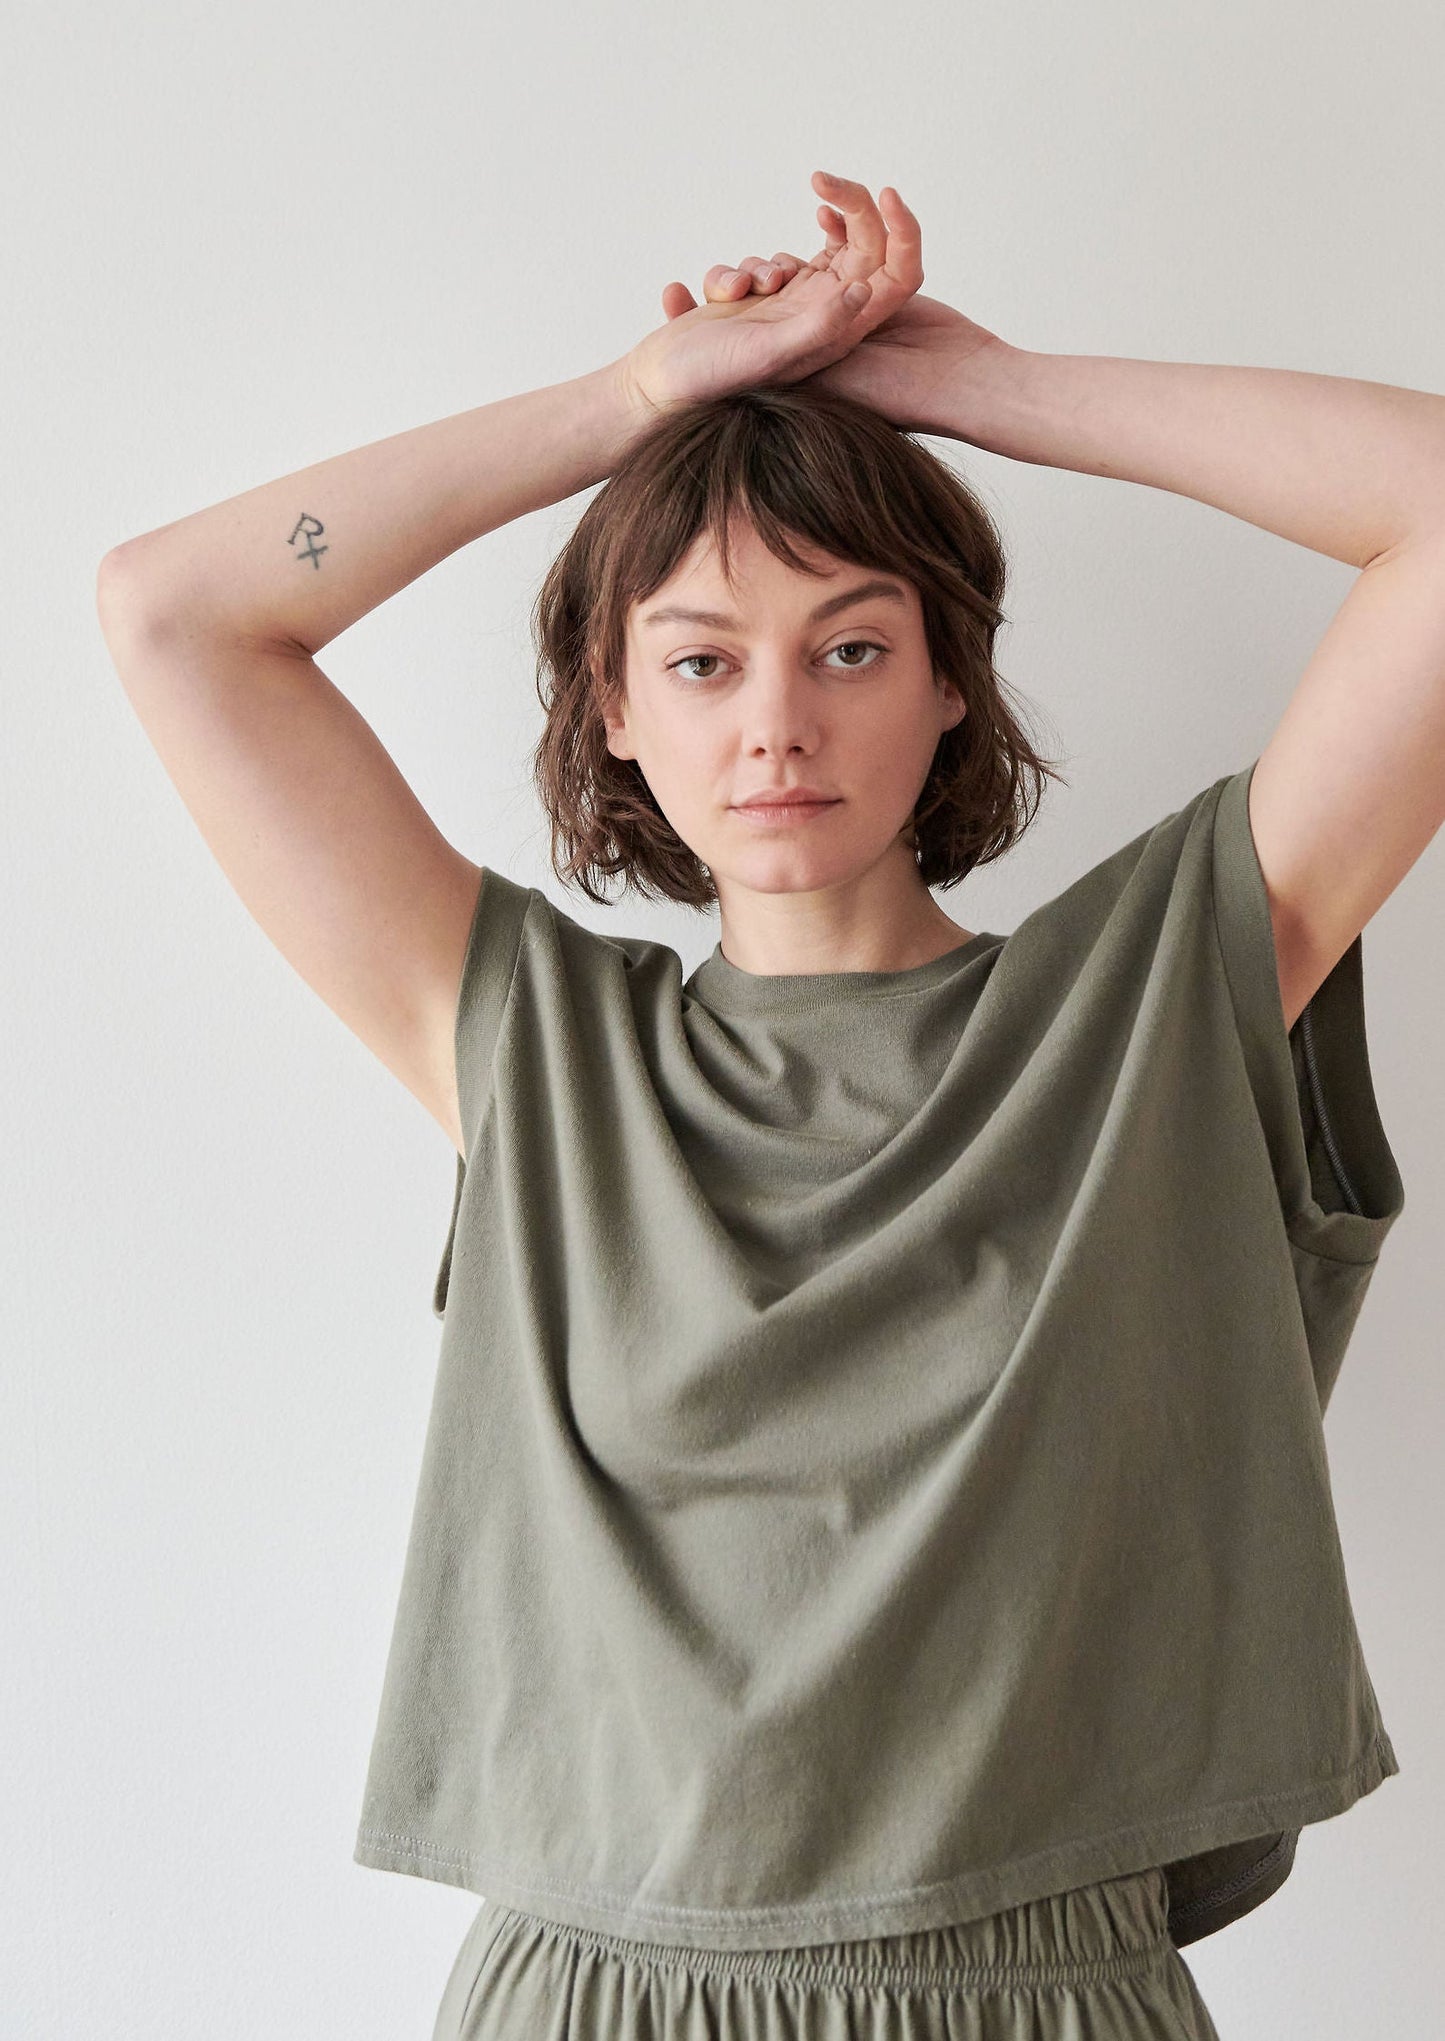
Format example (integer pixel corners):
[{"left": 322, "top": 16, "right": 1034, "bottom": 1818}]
[{"left": 351, "top": 1733, "right": 1397, "bottom": 1951}]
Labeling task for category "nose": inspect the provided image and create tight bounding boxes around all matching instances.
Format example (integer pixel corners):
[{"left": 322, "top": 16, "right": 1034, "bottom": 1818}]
[{"left": 737, "top": 662, "right": 823, "bottom": 760}]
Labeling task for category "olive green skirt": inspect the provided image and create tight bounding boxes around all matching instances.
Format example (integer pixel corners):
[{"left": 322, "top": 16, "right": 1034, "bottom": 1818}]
[{"left": 431, "top": 1865, "right": 1222, "bottom": 2039}]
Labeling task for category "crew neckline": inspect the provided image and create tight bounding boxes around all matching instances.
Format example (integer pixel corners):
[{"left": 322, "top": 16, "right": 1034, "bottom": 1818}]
[{"left": 688, "top": 927, "right": 999, "bottom": 1016}]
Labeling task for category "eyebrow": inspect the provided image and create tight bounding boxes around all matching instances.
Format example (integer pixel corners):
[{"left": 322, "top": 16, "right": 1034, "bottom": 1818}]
[{"left": 639, "top": 576, "right": 909, "bottom": 632}]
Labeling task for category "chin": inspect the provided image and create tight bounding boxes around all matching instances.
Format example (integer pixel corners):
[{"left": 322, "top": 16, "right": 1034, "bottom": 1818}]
[{"left": 723, "top": 848, "right": 867, "bottom": 896}]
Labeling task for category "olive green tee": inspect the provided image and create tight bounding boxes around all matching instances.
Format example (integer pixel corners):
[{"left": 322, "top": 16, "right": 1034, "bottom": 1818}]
[{"left": 353, "top": 759, "right": 1405, "bottom": 1951}]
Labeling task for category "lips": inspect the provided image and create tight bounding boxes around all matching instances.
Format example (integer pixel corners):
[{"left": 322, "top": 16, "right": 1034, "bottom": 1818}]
[
  {"left": 734, "top": 801, "right": 838, "bottom": 820},
  {"left": 734, "top": 790, "right": 839, "bottom": 809}
]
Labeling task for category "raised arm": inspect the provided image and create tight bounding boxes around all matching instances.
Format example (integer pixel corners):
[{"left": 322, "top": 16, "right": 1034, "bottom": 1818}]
[
  {"left": 95, "top": 367, "right": 653, "bottom": 1158},
  {"left": 951, "top": 344, "right": 1445, "bottom": 1031},
  {"left": 98, "top": 368, "right": 648, "bottom": 660},
  {"left": 96, "top": 172, "right": 917, "bottom": 1157}
]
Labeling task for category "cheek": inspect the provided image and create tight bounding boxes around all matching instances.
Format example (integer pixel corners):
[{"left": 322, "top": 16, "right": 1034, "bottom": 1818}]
[
  {"left": 850, "top": 694, "right": 940, "bottom": 779},
  {"left": 633, "top": 706, "right": 721, "bottom": 807}
]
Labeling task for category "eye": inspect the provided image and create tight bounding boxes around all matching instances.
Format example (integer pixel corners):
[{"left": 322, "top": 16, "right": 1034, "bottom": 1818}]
[
  {"left": 666, "top": 653, "right": 727, "bottom": 682},
  {"left": 664, "top": 640, "right": 889, "bottom": 684},
  {"left": 823, "top": 639, "right": 887, "bottom": 669}
]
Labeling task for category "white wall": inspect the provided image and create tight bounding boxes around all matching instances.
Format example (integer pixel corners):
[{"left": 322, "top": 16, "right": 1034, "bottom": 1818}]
[{"left": 4, "top": 0, "right": 1440, "bottom": 2033}]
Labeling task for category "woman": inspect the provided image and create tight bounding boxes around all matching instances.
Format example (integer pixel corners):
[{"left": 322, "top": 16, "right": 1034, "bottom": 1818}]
[{"left": 98, "top": 172, "right": 1426, "bottom": 2038}]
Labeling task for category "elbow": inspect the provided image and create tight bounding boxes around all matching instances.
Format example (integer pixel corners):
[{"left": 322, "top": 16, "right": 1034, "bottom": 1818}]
[{"left": 96, "top": 541, "right": 165, "bottom": 645}]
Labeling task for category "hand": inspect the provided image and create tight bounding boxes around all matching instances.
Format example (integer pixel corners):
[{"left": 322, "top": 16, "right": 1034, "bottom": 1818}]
[
  {"left": 697, "top": 181, "right": 1013, "bottom": 440},
  {"left": 612, "top": 172, "right": 925, "bottom": 425}
]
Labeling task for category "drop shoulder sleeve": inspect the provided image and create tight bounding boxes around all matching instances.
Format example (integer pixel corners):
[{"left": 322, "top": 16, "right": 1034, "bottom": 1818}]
[
  {"left": 1209, "top": 758, "right": 1405, "bottom": 1393},
  {"left": 430, "top": 865, "right": 533, "bottom": 1319}
]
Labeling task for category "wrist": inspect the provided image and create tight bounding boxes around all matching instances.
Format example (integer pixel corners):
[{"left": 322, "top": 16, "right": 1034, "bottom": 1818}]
[
  {"left": 570, "top": 358, "right": 663, "bottom": 477},
  {"left": 931, "top": 339, "right": 1051, "bottom": 458}
]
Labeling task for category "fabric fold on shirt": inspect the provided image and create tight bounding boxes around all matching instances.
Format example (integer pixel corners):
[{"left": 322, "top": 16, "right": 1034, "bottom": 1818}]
[{"left": 356, "top": 757, "right": 1404, "bottom": 1951}]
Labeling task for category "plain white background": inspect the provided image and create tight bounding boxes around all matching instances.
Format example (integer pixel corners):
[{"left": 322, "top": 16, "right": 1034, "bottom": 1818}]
[{"left": 4, "top": 0, "right": 1440, "bottom": 2033}]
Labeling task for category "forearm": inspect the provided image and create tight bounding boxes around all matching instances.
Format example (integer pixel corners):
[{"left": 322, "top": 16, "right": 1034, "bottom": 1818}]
[
  {"left": 952, "top": 344, "right": 1445, "bottom": 570},
  {"left": 103, "top": 360, "right": 643, "bottom": 655}
]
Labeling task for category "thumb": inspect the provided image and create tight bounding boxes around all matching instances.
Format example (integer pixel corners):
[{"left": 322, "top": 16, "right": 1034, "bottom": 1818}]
[{"left": 842, "top": 279, "right": 872, "bottom": 312}]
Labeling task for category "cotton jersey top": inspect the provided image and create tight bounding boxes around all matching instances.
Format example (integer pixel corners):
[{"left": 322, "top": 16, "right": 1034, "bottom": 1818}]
[{"left": 352, "top": 757, "right": 1406, "bottom": 1952}]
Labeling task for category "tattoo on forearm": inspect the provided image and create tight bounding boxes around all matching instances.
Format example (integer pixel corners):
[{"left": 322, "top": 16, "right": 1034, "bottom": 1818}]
[{"left": 288, "top": 512, "right": 328, "bottom": 570}]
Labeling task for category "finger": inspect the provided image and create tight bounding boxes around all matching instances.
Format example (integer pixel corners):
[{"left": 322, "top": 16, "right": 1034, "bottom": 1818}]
[
  {"left": 701, "top": 262, "right": 754, "bottom": 303},
  {"left": 830, "top": 184, "right": 924, "bottom": 342},
  {"left": 742, "top": 254, "right": 790, "bottom": 291},
  {"left": 875, "top": 185, "right": 925, "bottom": 292},
  {"left": 814, "top": 204, "right": 846, "bottom": 265},
  {"left": 810, "top": 170, "right": 888, "bottom": 278},
  {"left": 750, "top": 252, "right": 805, "bottom": 287},
  {"left": 702, "top": 252, "right": 806, "bottom": 309},
  {"left": 761, "top": 251, "right": 808, "bottom": 290},
  {"left": 809, "top": 185, "right": 924, "bottom": 326},
  {"left": 722, "top": 254, "right": 800, "bottom": 295},
  {"left": 734, "top": 254, "right": 777, "bottom": 288},
  {"left": 661, "top": 280, "right": 698, "bottom": 319}
]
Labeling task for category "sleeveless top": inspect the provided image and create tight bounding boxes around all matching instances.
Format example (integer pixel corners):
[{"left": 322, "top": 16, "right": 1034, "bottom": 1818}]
[{"left": 352, "top": 758, "right": 1406, "bottom": 1951}]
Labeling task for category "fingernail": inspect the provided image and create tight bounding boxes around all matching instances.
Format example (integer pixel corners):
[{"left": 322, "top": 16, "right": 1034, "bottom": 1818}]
[
  {"left": 757, "top": 264, "right": 776, "bottom": 283},
  {"left": 719, "top": 269, "right": 739, "bottom": 285}
]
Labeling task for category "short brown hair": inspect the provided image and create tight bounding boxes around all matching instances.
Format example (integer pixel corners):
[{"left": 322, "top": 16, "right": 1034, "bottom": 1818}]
[{"left": 529, "top": 380, "right": 1067, "bottom": 909}]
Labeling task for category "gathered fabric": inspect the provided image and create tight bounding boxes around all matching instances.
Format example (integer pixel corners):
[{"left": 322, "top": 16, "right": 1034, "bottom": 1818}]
[{"left": 430, "top": 1865, "right": 1222, "bottom": 2039}]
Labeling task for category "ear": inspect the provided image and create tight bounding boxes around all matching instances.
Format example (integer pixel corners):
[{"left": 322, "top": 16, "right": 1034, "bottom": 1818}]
[
  {"left": 599, "top": 679, "right": 636, "bottom": 761},
  {"left": 936, "top": 675, "right": 967, "bottom": 731}
]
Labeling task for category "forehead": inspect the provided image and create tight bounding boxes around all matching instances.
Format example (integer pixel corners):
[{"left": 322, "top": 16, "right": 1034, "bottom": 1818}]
[{"left": 633, "top": 526, "right": 913, "bottom": 635}]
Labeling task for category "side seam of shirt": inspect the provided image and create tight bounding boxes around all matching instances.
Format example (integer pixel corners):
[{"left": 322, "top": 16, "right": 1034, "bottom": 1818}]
[
  {"left": 432, "top": 866, "right": 534, "bottom": 1319},
  {"left": 1208, "top": 756, "right": 1406, "bottom": 1408}
]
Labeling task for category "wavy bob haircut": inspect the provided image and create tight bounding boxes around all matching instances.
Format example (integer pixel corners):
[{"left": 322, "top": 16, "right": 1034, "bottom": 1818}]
[{"left": 530, "top": 380, "right": 1067, "bottom": 909}]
